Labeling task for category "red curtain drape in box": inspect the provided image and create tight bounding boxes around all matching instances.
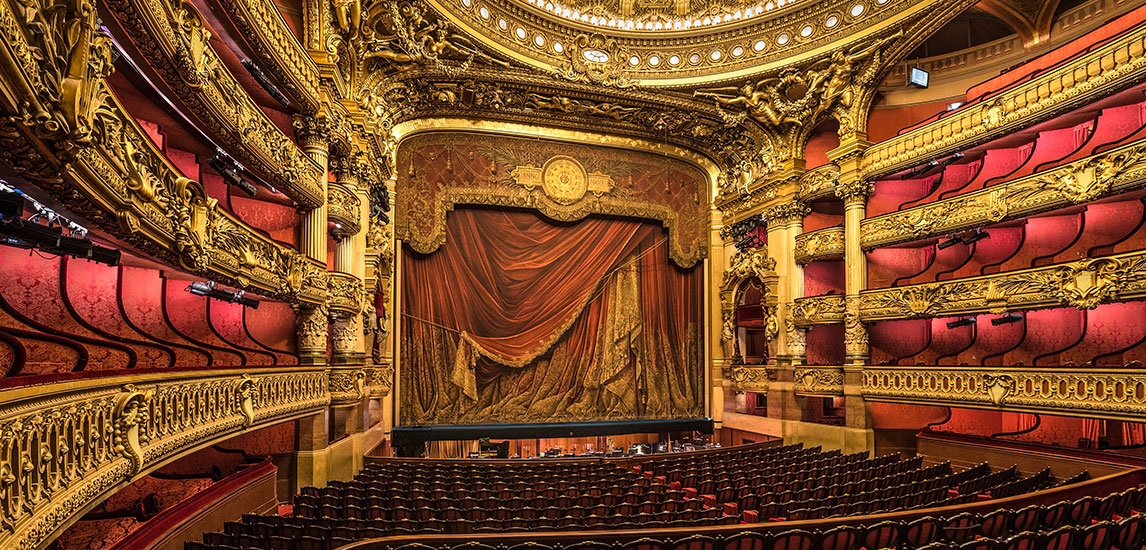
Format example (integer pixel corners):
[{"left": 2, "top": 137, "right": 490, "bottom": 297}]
[{"left": 401, "top": 208, "right": 703, "bottom": 426}]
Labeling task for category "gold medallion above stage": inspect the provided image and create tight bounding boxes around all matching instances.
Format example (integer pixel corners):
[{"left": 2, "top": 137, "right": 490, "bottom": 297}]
[{"left": 394, "top": 131, "right": 711, "bottom": 267}]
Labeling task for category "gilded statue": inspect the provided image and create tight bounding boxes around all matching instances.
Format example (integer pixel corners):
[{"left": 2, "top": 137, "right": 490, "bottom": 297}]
[{"left": 335, "top": 0, "right": 362, "bottom": 35}]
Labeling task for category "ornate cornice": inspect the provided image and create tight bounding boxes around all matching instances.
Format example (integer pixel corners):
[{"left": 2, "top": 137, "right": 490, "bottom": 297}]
[
  {"left": 329, "top": 272, "right": 365, "bottom": 314},
  {"left": 761, "top": 200, "right": 811, "bottom": 227},
  {"left": 794, "top": 226, "right": 845, "bottom": 264},
  {"left": 861, "top": 21, "right": 1146, "bottom": 180},
  {"left": 863, "top": 366, "right": 1146, "bottom": 421},
  {"left": 204, "top": 0, "right": 322, "bottom": 112},
  {"left": 859, "top": 250, "right": 1146, "bottom": 321},
  {"left": 0, "top": 2, "right": 325, "bottom": 304},
  {"left": 328, "top": 183, "right": 364, "bottom": 237},
  {"left": 790, "top": 294, "right": 846, "bottom": 326},
  {"left": 794, "top": 366, "right": 844, "bottom": 396},
  {"left": 0, "top": 368, "right": 329, "bottom": 550},
  {"left": 101, "top": 0, "right": 325, "bottom": 208},
  {"left": 861, "top": 140, "right": 1146, "bottom": 249}
]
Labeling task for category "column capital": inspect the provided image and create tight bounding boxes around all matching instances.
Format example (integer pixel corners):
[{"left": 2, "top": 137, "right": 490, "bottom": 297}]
[
  {"left": 834, "top": 178, "right": 874, "bottom": 204},
  {"left": 826, "top": 138, "right": 872, "bottom": 165},
  {"left": 329, "top": 151, "right": 367, "bottom": 188},
  {"left": 762, "top": 201, "right": 810, "bottom": 229},
  {"left": 292, "top": 114, "right": 336, "bottom": 151}
]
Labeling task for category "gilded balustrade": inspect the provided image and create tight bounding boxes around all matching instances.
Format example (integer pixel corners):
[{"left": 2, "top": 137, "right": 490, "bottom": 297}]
[
  {"left": 328, "top": 183, "right": 364, "bottom": 237},
  {"left": 790, "top": 295, "right": 847, "bottom": 326},
  {"left": 0, "top": 368, "right": 330, "bottom": 550},
  {"left": 861, "top": 138, "right": 1146, "bottom": 249},
  {"left": 329, "top": 272, "right": 365, "bottom": 315},
  {"left": 858, "top": 249, "right": 1146, "bottom": 321},
  {"left": 101, "top": 0, "right": 325, "bottom": 208},
  {"left": 793, "top": 366, "right": 845, "bottom": 397},
  {"left": 863, "top": 366, "right": 1146, "bottom": 420},
  {"left": 794, "top": 226, "right": 845, "bottom": 264},
  {"left": 204, "top": 0, "right": 322, "bottom": 113},
  {"left": 861, "top": 20, "right": 1146, "bottom": 180}
]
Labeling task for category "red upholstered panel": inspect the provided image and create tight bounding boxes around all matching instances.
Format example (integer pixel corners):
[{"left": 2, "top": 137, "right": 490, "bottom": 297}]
[
  {"left": 1006, "top": 414, "right": 1089, "bottom": 447},
  {"left": 163, "top": 277, "right": 244, "bottom": 366},
  {"left": 868, "top": 402, "right": 950, "bottom": 430},
  {"left": 869, "top": 319, "right": 930, "bottom": 365},
  {"left": 898, "top": 238, "right": 974, "bottom": 285},
  {"left": 0, "top": 306, "right": 81, "bottom": 375},
  {"left": 868, "top": 174, "right": 938, "bottom": 217},
  {"left": 803, "top": 211, "right": 843, "bottom": 233},
  {"left": 964, "top": 313, "right": 1026, "bottom": 366},
  {"left": 938, "top": 143, "right": 1032, "bottom": 200},
  {"left": 1003, "top": 123, "right": 1092, "bottom": 183},
  {"left": 244, "top": 301, "right": 297, "bottom": 356},
  {"left": 201, "top": 171, "right": 232, "bottom": 215},
  {"left": 805, "top": 324, "right": 845, "bottom": 365},
  {"left": 119, "top": 266, "right": 212, "bottom": 366},
  {"left": 867, "top": 245, "right": 934, "bottom": 288},
  {"left": 1053, "top": 200, "right": 1146, "bottom": 263},
  {"left": 207, "top": 300, "right": 278, "bottom": 365},
  {"left": 0, "top": 248, "right": 131, "bottom": 370},
  {"left": 993, "top": 214, "right": 1082, "bottom": 272},
  {"left": 219, "top": 421, "right": 297, "bottom": 455},
  {"left": 63, "top": 258, "right": 174, "bottom": 368},
  {"left": 922, "top": 317, "right": 977, "bottom": 366},
  {"left": 866, "top": 99, "right": 950, "bottom": 144},
  {"left": 900, "top": 157, "right": 983, "bottom": 210},
  {"left": 230, "top": 195, "right": 299, "bottom": 247},
  {"left": 804, "top": 129, "right": 838, "bottom": 169},
  {"left": 961, "top": 224, "right": 1025, "bottom": 277},
  {"left": 803, "top": 260, "right": 844, "bottom": 297},
  {"left": 934, "top": 407, "right": 1004, "bottom": 436},
  {"left": 1064, "top": 301, "right": 1146, "bottom": 366},
  {"left": 1000, "top": 307, "right": 1085, "bottom": 367}
]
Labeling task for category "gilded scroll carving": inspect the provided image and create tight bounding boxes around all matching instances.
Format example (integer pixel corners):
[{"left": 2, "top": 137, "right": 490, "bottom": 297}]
[
  {"left": 790, "top": 295, "right": 846, "bottom": 326},
  {"left": 329, "top": 272, "right": 365, "bottom": 314},
  {"left": 859, "top": 251, "right": 1146, "bottom": 321},
  {"left": 722, "top": 247, "right": 776, "bottom": 288},
  {"left": 795, "top": 226, "right": 845, "bottom": 264},
  {"left": 844, "top": 295, "right": 868, "bottom": 358},
  {"left": 0, "top": 369, "right": 329, "bottom": 550},
  {"left": 863, "top": 367, "right": 1146, "bottom": 420},
  {"left": 328, "top": 183, "right": 363, "bottom": 237},
  {"left": 101, "top": 0, "right": 324, "bottom": 208},
  {"left": 330, "top": 369, "right": 367, "bottom": 403},
  {"left": 366, "top": 363, "right": 394, "bottom": 397},
  {"left": 798, "top": 164, "right": 841, "bottom": 201},
  {"left": 862, "top": 24, "right": 1146, "bottom": 179},
  {"left": 728, "top": 366, "right": 769, "bottom": 392},
  {"left": 794, "top": 367, "right": 844, "bottom": 396},
  {"left": 862, "top": 141, "right": 1146, "bottom": 249}
]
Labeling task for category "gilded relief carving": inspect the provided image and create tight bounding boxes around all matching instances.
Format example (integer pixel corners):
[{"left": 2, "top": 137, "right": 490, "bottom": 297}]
[
  {"left": 328, "top": 183, "right": 364, "bottom": 237},
  {"left": 794, "top": 367, "right": 844, "bottom": 396},
  {"left": 728, "top": 366, "right": 769, "bottom": 392},
  {"left": 329, "top": 272, "right": 365, "bottom": 314},
  {"left": 794, "top": 227, "right": 845, "bottom": 264},
  {"left": 790, "top": 295, "right": 846, "bottom": 326}
]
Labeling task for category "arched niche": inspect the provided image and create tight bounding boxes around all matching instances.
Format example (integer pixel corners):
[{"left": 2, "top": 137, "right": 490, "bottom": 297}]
[{"left": 720, "top": 247, "right": 780, "bottom": 365}]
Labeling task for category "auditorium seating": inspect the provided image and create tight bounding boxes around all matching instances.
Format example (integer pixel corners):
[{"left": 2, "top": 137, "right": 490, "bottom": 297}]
[{"left": 187, "top": 443, "right": 1088, "bottom": 550}]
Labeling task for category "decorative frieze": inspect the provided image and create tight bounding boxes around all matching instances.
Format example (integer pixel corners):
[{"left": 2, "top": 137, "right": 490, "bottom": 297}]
[
  {"left": 794, "top": 367, "right": 845, "bottom": 396},
  {"left": 862, "top": 141, "right": 1146, "bottom": 249},
  {"left": 329, "top": 368, "right": 367, "bottom": 404},
  {"left": 728, "top": 366, "right": 770, "bottom": 392},
  {"left": 862, "top": 23, "right": 1146, "bottom": 179},
  {"left": 790, "top": 295, "right": 847, "bottom": 326},
  {"left": 858, "top": 251, "right": 1146, "bottom": 321},
  {"left": 798, "top": 164, "right": 841, "bottom": 201},
  {"left": 795, "top": 227, "right": 846, "bottom": 264},
  {"left": 863, "top": 366, "right": 1146, "bottom": 420},
  {"left": 0, "top": 368, "right": 329, "bottom": 550}
]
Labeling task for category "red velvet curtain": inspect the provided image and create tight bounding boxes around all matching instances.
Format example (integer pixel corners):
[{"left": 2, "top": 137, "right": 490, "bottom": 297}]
[{"left": 401, "top": 208, "right": 703, "bottom": 425}]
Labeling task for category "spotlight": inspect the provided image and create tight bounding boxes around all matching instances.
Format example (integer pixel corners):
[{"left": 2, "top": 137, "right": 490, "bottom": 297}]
[
  {"left": 961, "top": 231, "right": 989, "bottom": 245},
  {"left": 207, "top": 150, "right": 257, "bottom": 197},
  {"left": 43, "top": 234, "right": 93, "bottom": 258},
  {"left": 0, "top": 217, "right": 62, "bottom": 248},
  {"left": 241, "top": 59, "right": 291, "bottom": 108},
  {"left": 88, "top": 244, "right": 121, "bottom": 266},
  {"left": 0, "top": 190, "right": 22, "bottom": 218},
  {"left": 946, "top": 317, "right": 976, "bottom": 329},
  {"left": 936, "top": 238, "right": 959, "bottom": 250},
  {"left": 187, "top": 281, "right": 214, "bottom": 296},
  {"left": 991, "top": 313, "right": 1024, "bottom": 326},
  {"left": 908, "top": 67, "right": 929, "bottom": 88},
  {"left": 186, "top": 281, "right": 259, "bottom": 308}
]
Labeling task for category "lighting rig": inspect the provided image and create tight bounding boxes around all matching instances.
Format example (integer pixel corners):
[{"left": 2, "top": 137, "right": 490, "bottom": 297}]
[
  {"left": 937, "top": 228, "right": 990, "bottom": 250},
  {"left": 991, "top": 313, "right": 1024, "bottom": 326},
  {"left": 241, "top": 59, "right": 291, "bottom": 108},
  {"left": 946, "top": 317, "right": 976, "bottom": 329},
  {"left": 207, "top": 148, "right": 258, "bottom": 197},
  {"left": 186, "top": 281, "right": 260, "bottom": 309},
  {"left": 0, "top": 185, "right": 120, "bottom": 265}
]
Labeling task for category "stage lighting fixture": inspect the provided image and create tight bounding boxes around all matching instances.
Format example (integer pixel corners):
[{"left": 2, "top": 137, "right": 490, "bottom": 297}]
[
  {"left": 936, "top": 238, "right": 959, "bottom": 250},
  {"left": 991, "top": 313, "right": 1024, "bottom": 326},
  {"left": 207, "top": 150, "right": 256, "bottom": 196},
  {"left": 44, "top": 234, "right": 93, "bottom": 258},
  {"left": 88, "top": 244, "right": 122, "bottom": 266},
  {"left": 0, "top": 190, "right": 22, "bottom": 218},
  {"left": 0, "top": 217, "right": 62, "bottom": 248},
  {"left": 961, "top": 231, "right": 989, "bottom": 245},
  {"left": 947, "top": 101, "right": 965, "bottom": 111},
  {"left": 241, "top": 59, "right": 291, "bottom": 107},
  {"left": 185, "top": 281, "right": 260, "bottom": 308},
  {"left": 946, "top": 317, "right": 976, "bottom": 329}
]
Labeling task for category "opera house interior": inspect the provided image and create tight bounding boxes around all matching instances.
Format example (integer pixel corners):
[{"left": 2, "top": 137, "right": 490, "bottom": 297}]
[{"left": 5, "top": 0, "right": 1146, "bottom": 548}]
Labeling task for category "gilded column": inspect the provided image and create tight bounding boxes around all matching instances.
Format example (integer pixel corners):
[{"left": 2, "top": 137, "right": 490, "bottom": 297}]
[
  {"left": 784, "top": 209, "right": 807, "bottom": 366},
  {"left": 709, "top": 206, "right": 726, "bottom": 423},
  {"left": 829, "top": 138, "right": 874, "bottom": 450},
  {"left": 762, "top": 200, "right": 808, "bottom": 423},
  {"left": 293, "top": 114, "right": 333, "bottom": 365},
  {"left": 328, "top": 153, "right": 365, "bottom": 367}
]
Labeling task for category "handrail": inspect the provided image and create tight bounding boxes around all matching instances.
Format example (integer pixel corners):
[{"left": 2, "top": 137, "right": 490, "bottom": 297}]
[{"left": 335, "top": 467, "right": 1146, "bottom": 549}]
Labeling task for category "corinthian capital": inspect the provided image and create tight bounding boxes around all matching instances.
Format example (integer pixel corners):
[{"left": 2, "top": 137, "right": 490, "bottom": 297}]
[
  {"left": 292, "top": 114, "right": 336, "bottom": 150},
  {"left": 834, "top": 178, "right": 874, "bottom": 203},
  {"left": 762, "top": 201, "right": 810, "bottom": 228}
]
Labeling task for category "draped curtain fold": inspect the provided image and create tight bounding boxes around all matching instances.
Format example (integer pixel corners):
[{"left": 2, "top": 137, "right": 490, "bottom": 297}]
[{"left": 401, "top": 208, "right": 703, "bottom": 426}]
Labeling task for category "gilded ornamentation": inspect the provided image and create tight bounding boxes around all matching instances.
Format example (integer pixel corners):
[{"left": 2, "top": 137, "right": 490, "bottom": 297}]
[
  {"left": 728, "top": 366, "right": 769, "bottom": 392},
  {"left": 0, "top": 369, "right": 329, "bottom": 550},
  {"left": 844, "top": 295, "right": 868, "bottom": 358},
  {"left": 862, "top": 366, "right": 1146, "bottom": 420},
  {"left": 101, "top": 0, "right": 324, "bottom": 208},
  {"left": 294, "top": 303, "right": 330, "bottom": 353},
  {"left": 559, "top": 33, "right": 633, "bottom": 89},
  {"left": 790, "top": 295, "right": 846, "bottom": 326},
  {"left": 330, "top": 369, "right": 367, "bottom": 403},
  {"left": 861, "top": 141, "right": 1146, "bottom": 249},
  {"left": 798, "top": 164, "right": 840, "bottom": 201},
  {"left": 794, "top": 367, "right": 844, "bottom": 396},
  {"left": 834, "top": 177, "right": 874, "bottom": 202},
  {"left": 761, "top": 201, "right": 811, "bottom": 227},
  {"left": 237, "top": 375, "right": 257, "bottom": 428},
  {"left": 862, "top": 24, "right": 1146, "bottom": 179},
  {"left": 794, "top": 227, "right": 845, "bottom": 264},
  {"left": 722, "top": 247, "right": 776, "bottom": 288},
  {"left": 996, "top": 257, "right": 1146, "bottom": 310},
  {"left": 329, "top": 272, "right": 365, "bottom": 314},
  {"left": 785, "top": 308, "right": 806, "bottom": 358},
  {"left": 366, "top": 363, "right": 395, "bottom": 397},
  {"left": 328, "top": 183, "right": 364, "bottom": 237}
]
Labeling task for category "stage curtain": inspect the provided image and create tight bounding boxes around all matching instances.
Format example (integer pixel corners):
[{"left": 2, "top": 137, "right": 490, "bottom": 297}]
[{"left": 401, "top": 208, "right": 703, "bottom": 425}]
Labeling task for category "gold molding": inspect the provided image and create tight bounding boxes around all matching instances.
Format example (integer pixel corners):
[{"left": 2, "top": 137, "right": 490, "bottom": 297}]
[
  {"left": 728, "top": 365, "right": 770, "bottom": 392},
  {"left": 862, "top": 140, "right": 1146, "bottom": 249},
  {"left": 0, "top": 367, "right": 330, "bottom": 550},
  {"left": 204, "top": 0, "right": 322, "bottom": 112},
  {"left": 799, "top": 163, "right": 841, "bottom": 201},
  {"left": 863, "top": 366, "right": 1146, "bottom": 421},
  {"left": 795, "top": 226, "right": 845, "bottom": 264},
  {"left": 859, "top": 250, "right": 1146, "bottom": 321},
  {"left": 329, "top": 272, "right": 365, "bottom": 315},
  {"left": 328, "top": 183, "right": 364, "bottom": 237},
  {"left": 794, "top": 366, "right": 845, "bottom": 396},
  {"left": 861, "top": 21, "right": 1146, "bottom": 180},
  {"left": 791, "top": 295, "right": 847, "bottom": 326},
  {"left": 101, "top": 0, "right": 324, "bottom": 208}
]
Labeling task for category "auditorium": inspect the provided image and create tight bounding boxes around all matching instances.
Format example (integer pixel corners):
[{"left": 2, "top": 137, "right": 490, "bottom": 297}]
[{"left": 1, "top": 0, "right": 1146, "bottom": 548}]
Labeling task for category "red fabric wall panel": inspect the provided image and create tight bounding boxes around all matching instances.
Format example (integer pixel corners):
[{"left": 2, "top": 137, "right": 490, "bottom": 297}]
[
  {"left": 244, "top": 301, "right": 297, "bottom": 357},
  {"left": 1000, "top": 307, "right": 1085, "bottom": 367},
  {"left": 1007, "top": 414, "right": 1089, "bottom": 447},
  {"left": 925, "top": 318, "right": 977, "bottom": 365},
  {"left": 1063, "top": 301, "right": 1146, "bottom": 366},
  {"left": 163, "top": 278, "right": 244, "bottom": 366},
  {"left": 868, "top": 175, "right": 938, "bottom": 217},
  {"left": 1089, "top": 101, "right": 1146, "bottom": 155},
  {"left": 63, "top": 258, "right": 174, "bottom": 368},
  {"left": 866, "top": 99, "right": 950, "bottom": 143},
  {"left": 994, "top": 214, "right": 1082, "bottom": 272},
  {"left": 900, "top": 239, "right": 974, "bottom": 285},
  {"left": 940, "top": 143, "right": 1032, "bottom": 199},
  {"left": 901, "top": 158, "right": 983, "bottom": 210},
  {"left": 0, "top": 307, "right": 81, "bottom": 375},
  {"left": 960, "top": 224, "right": 1025, "bottom": 277},
  {"left": 804, "top": 127, "right": 839, "bottom": 168},
  {"left": 207, "top": 301, "right": 278, "bottom": 365},
  {"left": 803, "top": 260, "right": 844, "bottom": 297},
  {"left": 868, "top": 402, "right": 950, "bottom": 430},
  {"left": 867, "top": 246, "right": 933, "bottom": 288},
  {"left": 166, "top": 147, "right": 200, "bottom": 183},
  {"left": 0, "top": 248, "right": 131, "bottom": 370},
  {"left": 1053, "top": 201, "right": 1146, "bottom": 262},
  {"left": 119, "top": 266, "right": 213, "bottom": 366},
  {"left": 803, "top": 212, "right": 843, "bottom": 233},
  {"left": 956, "top": 313, "right": 1025, "bottom": 366},
  {"left": 201, "top": 172, "right": 232, "bottom": 215},
  {"left": 229, "top": 195, "right": 299, "bottom": 247},
  {"left": 1006, "top": 124, "right": 1091, "bottom": 182},
  {"left": 219, "top": 421, "right": 297, "bottom": 455},
  {"left": 869, "top": 319, "right": 930, "bottom": 365},
  {"left": 936, "top": 407, "right": 1004, "bottom": 437},
  {"left": 805, "top": 324, "right": 845, "bottom": 365}
]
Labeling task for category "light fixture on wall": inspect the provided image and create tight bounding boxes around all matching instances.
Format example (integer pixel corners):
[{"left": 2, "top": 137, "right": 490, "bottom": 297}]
[
  {"left": 946, "top": 317, "right": 976, "bottom": 329},
  {"left": 207, "top": 149, "right": 258, "bottom": 197},
  {"left": 961, "top": 230, "right": 989, "bottom": 245},
  {"left": 0, "top": 187, "right": 120, "bottom": 265},
  {"left": 991, "top": 313, "right": 1024, "bottom": 326},
  {"left": 186, "top": 280, "right": 260, "bottom": 308}
]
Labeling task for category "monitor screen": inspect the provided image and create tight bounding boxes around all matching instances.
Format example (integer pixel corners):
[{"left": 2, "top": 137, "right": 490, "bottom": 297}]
[{"left": 909, "top": 67, "right": 930, "bottom": 88}]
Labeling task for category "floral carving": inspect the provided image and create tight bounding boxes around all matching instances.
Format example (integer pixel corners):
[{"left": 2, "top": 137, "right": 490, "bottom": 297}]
[
  {"left": 722, "top": 247, "right": 776, "bottom": 288},
  {"left": 728, "top": 366, "right": 769, "bottom": 392},
  {"left": 794, "top": 227, "right": 845, "bottom": 264},
  {"left": 790, "top": 295, "right": 846, "bottom": 325},
  {"left": 794, "top": 367, "right": 844, "bottom": 396}
]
